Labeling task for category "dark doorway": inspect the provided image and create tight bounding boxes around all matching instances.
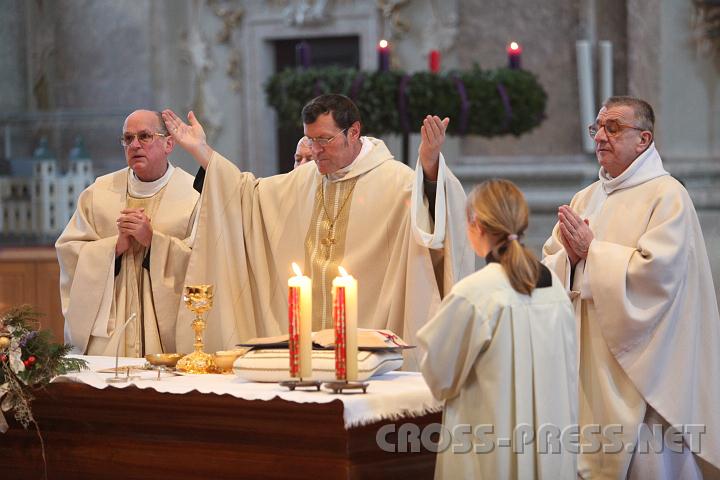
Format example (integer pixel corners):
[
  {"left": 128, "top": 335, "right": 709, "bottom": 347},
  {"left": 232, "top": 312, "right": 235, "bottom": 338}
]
[{"left": 273, "top": 36, "right": 360, "bottom": 173}]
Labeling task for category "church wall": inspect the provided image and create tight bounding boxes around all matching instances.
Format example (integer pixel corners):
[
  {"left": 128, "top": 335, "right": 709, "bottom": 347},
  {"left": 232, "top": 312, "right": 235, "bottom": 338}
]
[{"left": 0, "top": 0, "right": 28, "bottom": 113}]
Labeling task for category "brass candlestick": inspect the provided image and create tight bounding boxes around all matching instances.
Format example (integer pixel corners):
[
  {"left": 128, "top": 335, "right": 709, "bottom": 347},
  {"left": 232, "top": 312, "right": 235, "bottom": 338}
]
[{"left": 176, "top": 285, "right": 217, "bottom": 374}]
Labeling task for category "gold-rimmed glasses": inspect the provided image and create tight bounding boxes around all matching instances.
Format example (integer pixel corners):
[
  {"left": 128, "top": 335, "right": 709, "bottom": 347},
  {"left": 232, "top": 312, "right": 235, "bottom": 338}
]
[
  {"left": 120, "top": 131, "right": 168, "bottom": 147},
  {"left": 588, "top": 119, "right": 644, "bottom": 139},
  {"left": 305, "top": 128, "right": 347, "bottom": 147}
]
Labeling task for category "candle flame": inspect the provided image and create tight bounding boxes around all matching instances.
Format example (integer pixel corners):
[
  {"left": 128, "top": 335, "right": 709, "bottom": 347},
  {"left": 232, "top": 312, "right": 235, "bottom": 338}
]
[
  {"left": 338, "top": 266, "right": 349, "bottom": 277},
  {"left": 379, "top": 39, "right": 388, "bottom": 49},
  {"left": 509, "top": 41, "right": 520, "bottom": 51},
  {"left": 292, "top": 262, "right": 303, "bottom": 276}
]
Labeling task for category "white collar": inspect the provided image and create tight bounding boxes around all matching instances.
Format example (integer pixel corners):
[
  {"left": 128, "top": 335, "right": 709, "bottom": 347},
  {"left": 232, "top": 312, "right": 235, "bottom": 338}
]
[
  {"left": 599, "top": 143, "right": 668, "bottom": 194},
  {"left": 326, "top": 137, "right": 373, "bottom": 182},
  {"left": 128, "top": 162, "right": 175, "bottom": 198}
]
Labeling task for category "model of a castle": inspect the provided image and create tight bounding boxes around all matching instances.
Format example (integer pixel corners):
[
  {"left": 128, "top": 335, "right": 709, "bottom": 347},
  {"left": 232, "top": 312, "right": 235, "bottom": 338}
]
[{"left": 0, "top": 137, "right": 94, "bottom": 240}]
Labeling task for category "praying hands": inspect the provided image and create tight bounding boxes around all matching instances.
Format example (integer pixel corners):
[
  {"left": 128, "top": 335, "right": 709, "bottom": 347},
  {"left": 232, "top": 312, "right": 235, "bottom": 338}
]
[
  {"left": 557, "top": 205, "right": 593, "bottom": 266},
  {"left": 117, "top": 208, "right": 154, "bottom": 250}
]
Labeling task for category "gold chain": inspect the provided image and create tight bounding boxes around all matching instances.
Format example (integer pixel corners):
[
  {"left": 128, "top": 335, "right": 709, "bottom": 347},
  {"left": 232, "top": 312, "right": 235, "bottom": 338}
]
[{"left": 320, "top": 178, "right": 357, "bottom": 245}]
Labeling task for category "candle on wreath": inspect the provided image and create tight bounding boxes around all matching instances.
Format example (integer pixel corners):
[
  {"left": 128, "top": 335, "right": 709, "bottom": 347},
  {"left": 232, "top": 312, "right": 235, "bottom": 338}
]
[
  {"left": 507, "top": 41, "right": 522, "bottom": 70},
  {"left": 295, "top": 40, "right": 312, "bottom": 70},
  {"left": 429, "top": 49, "right": 441, "bottom": 73},
  {"left": 377, "top": 39, "right": 391, "bottom": 72},
  {"left": 332, "top": 266, "right": 358, "bottom": 381},
  {"left": 288, "top": 262, "right": 312, "bottom": 378}
]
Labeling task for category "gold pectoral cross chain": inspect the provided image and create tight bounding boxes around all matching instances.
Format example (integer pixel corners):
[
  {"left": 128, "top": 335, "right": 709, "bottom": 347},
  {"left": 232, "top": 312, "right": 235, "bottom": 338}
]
[{"left": 320, "top": 178, "right": 356, "bottom": 248}]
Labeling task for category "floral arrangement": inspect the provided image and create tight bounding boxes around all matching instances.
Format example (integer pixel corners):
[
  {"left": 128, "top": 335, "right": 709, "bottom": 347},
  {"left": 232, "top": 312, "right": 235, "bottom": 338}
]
[{"left": 0, "top": 305, "right": 87, "bottom": 433}]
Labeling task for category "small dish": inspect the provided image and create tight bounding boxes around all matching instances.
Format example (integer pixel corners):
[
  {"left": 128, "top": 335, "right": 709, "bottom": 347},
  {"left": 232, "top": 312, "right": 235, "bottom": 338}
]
[
  {"left": 214, "top": 349, "right": 248, "bottom": 373},
  {"left": 145, "top": 353, "right": 183, "bottom": 368}
]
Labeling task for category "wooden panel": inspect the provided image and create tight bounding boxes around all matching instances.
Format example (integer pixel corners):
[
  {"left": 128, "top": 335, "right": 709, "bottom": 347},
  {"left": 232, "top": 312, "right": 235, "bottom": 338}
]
[
  {"left": 0, "top": 383, "right": 440, "bottom": 480},
  {"left": 0, "top": 262, "right": 36, "bottom": 313},
  {"left": 35, "top": 259, "right": 64, "bottom": 342},
  {"left": 0, "top": 247, "right": 64, "bottom": 341}
]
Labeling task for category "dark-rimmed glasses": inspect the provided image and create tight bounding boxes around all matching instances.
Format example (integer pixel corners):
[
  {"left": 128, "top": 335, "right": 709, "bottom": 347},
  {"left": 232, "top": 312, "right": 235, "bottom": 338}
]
[
  {"left": 588, "top": 119, "right": 644, "bottom": 139},
  {"left": 305, "top": 128, "right": 347, "bottom": 147},
  {"left": 120, "top": 131, "right": 167, "bottom": 147}
]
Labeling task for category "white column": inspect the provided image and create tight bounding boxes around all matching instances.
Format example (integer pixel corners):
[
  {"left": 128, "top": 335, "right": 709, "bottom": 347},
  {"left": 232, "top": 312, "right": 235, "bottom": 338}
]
[
  {"left": 598, "top": 41, "right": 613, "bottom": 104},
  {"left": 576, "top": 40, "right": 596, "bottom": 154}
]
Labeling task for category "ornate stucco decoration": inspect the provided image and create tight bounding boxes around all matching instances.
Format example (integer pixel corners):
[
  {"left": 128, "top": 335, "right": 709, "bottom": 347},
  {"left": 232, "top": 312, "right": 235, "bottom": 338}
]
[
  {"left": 421, "top": 0, "right": 459, "bottom": 54},
  {"left": 279, "top": 0, "right": 332, "bottom": 27}
]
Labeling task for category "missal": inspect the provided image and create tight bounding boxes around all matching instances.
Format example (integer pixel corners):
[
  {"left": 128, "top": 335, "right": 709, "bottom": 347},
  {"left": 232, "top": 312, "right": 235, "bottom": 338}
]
[{"left": 239, "top": 328, "right": 412, "bottom": 351}]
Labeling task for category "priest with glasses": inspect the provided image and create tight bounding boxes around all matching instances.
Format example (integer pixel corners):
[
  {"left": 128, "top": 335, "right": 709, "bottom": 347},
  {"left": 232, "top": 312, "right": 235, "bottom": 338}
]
[
  {"left": 543, "top": 96, "right": 720, "bottom": 479},
  {"left": 163, "top": 94, "right": 474, "bottom": 369},
  {"left": 57, "top": 110, "right": 200, "bottom": 357}
]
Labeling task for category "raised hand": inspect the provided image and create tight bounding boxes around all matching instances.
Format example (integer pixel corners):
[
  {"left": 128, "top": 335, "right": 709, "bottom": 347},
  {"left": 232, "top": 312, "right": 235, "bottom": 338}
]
[
  {"left": 418, "top": 115, "right": 450, "bottom": 181},
  {"left": 117, "top": 208, "right": 154, "bottom": 248},
  {"left": 161, "top": 110, "right": 213, "bottom": 168}
]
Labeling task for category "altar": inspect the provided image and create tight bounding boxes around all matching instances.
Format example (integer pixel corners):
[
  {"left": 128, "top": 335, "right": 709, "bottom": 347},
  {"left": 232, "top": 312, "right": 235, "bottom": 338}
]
[{"left": 1, "top": 356, "right": 443, "bottom": 480}]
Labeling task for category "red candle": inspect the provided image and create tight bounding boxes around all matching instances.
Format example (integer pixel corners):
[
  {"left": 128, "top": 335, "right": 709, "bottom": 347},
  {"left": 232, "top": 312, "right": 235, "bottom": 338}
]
[
  {"left": 288, "top": 286, "right": 300, "bottom": 377},
  {"left": 377, "top": 39, "right": 390, "bottom": 72},
  {"left": 507, "top": 41, "right": 522, "bottom": 69},
  {"left": 429, "top": 50, "right": 441, "bottom": 73},
  {"left": 334, "top": 286, "right": 347, "bottom": 380}
]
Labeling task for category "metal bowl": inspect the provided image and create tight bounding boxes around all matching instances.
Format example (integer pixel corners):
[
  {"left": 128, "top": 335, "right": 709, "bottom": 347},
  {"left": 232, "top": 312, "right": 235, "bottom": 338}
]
[
  {"left": 213, "top": 349, "right": 247, "bottom": 373},
  {"left": 145, "top": 353, "right": 183, "bottom": 367}
]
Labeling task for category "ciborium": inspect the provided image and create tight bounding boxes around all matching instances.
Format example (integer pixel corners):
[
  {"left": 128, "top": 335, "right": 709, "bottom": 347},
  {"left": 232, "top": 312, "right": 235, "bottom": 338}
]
[{"left": 176, "top": 285, "right": 217, "bottom": 374}]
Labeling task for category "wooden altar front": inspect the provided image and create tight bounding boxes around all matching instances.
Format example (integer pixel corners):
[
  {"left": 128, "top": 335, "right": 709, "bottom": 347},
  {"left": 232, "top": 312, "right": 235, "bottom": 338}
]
[{"left": 1, "top": 382, "right": 441, "bottom": 480}]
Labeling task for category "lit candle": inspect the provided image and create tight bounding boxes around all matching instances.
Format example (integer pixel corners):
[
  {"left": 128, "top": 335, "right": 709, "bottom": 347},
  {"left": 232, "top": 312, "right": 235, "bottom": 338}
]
[
  {"left": 288, "top": 262, "right": 312, "bottom": 379},
  {"left": 429, "top": 49, "right": 441, "bottom": 73},
  {"left": 507, "top": 41, "right": 522, "bottom": 69},
  {"left": 295, "top": 41, "right": 311, "bottom": 70},
  {"left": 377, "top": 39, "right": 390, "bottom": 72},
  {"left": 332, "top": 266, "right": 358, "bottom": 381}
]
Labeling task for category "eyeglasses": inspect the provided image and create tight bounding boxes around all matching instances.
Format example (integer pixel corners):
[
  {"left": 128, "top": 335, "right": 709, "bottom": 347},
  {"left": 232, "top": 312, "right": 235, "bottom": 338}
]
[
  {"left": 120, "top": 131, "right": 167, "bottom": 147},
  {"left": 305, "top": 129, "right": 347, "bottom": 147},
  {"left": 588, "top": 119, "right": 644, "bottom": 139}
]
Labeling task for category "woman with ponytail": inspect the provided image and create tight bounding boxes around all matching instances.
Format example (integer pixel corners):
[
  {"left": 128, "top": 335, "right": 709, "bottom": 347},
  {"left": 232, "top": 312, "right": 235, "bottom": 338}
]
[{"left": 418, "top": 179, "right": 578, "bottom": 479}]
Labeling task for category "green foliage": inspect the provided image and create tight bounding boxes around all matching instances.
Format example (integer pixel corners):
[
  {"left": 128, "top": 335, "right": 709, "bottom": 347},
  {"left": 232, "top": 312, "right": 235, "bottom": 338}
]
[
  {"left": 265, "top": 66, "right": 547, "bottom": 137},
  {"left": 1, "top": 305, "right": 88, "bottom": 429}
]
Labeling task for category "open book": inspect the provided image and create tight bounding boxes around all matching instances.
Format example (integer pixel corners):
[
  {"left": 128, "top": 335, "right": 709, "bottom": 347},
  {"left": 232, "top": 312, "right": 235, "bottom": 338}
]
[{"left": 238, "top": 328, "right": 413, "bottom": 351}]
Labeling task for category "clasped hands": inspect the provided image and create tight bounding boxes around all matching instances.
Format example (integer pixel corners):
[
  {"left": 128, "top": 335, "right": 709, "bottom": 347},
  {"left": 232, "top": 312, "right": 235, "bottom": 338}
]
[
  {"left": 557, "top": 205, "right": 593, "bottom": 266},
  {"left": 116, "top": 208, "right": 153, "bottom": 255}
]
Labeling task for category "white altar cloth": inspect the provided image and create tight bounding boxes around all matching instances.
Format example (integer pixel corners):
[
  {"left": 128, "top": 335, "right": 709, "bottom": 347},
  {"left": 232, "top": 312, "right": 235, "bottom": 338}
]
[{"left": 52, "top": 355, "right": 442, "bottom": 429}]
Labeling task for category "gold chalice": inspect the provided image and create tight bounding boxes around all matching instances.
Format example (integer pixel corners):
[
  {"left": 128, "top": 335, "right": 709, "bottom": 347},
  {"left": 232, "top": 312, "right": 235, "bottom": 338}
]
[{"left": 176, "top": 285, "right": 217, "bottom": 374}]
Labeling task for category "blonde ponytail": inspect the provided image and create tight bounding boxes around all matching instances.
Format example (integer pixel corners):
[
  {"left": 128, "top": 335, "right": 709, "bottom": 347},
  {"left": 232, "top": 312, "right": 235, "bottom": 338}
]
[{"left": 468, "top": 180, "right": 540, "bottom": 295}]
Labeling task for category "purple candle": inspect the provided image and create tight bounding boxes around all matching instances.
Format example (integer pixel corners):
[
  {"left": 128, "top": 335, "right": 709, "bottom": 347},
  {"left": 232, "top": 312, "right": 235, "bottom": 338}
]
[
  {"left": 295, "top": 41, "right": 311, "bottom": 69},
  {"left": 377, "top": 40, "right": 390, "bottom": 72}
]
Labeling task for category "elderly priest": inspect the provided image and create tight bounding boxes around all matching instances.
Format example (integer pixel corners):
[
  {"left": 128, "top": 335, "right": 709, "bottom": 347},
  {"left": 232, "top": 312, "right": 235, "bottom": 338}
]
[
  {"left": 543, "top": 96, "right": 720, "bottom": 479},
  {"left": 57, "top": 110, "right": 200, "bottom": 357},
  {"left": 163, "top": 94, "right": 474, "bottom": 369}
]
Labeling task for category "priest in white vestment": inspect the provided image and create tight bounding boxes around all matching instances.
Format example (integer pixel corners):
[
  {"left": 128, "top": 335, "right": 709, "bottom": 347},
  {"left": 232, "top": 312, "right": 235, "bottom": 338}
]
[
  {"left": 162, "top": 94, "right": 474, "bottom": 369},
  {"left": 419, "top": 179, "right": 577, "bottom": 480},
  {"left": 57, "top": 110, "right": 200, "bottom": 357},
  {"left": 543, "top": 96, "right": 720, "bottom": 479}
]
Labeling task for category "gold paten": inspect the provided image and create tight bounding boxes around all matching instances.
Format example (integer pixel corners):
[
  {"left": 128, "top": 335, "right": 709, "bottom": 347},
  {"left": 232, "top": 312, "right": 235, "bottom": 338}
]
[
  {"left": 176, "top": 285, "right": 217, "bottom": 374},
  {"left": 145, "top": 353, "right": 183, "bottom": 368}
]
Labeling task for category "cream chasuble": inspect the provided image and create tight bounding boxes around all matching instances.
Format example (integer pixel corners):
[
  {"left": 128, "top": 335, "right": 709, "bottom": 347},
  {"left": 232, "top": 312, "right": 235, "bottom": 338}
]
[
  {"left": 418, "top": 264, "right": 578, "bottom": 480},
  {"left": 542, "top": 144, "right": 720, "bottom": 478},
  {"left": 179, "top": 137, "right": 474, "bottom": 369},
  {"left": 57, "top": 166, "right": 200, "bottom": 356}
]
